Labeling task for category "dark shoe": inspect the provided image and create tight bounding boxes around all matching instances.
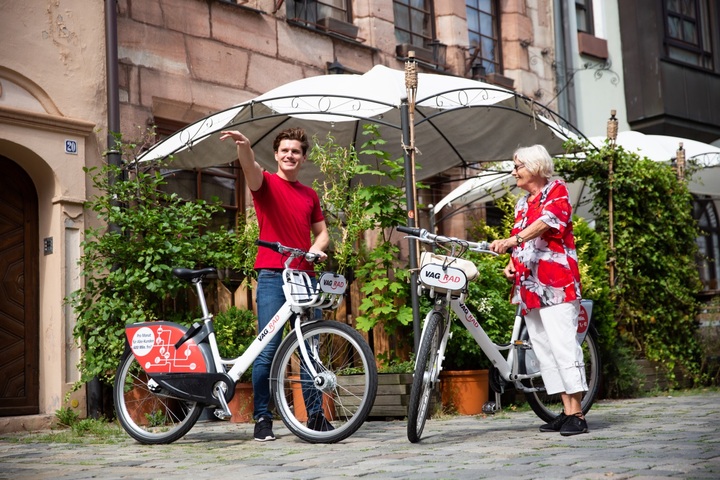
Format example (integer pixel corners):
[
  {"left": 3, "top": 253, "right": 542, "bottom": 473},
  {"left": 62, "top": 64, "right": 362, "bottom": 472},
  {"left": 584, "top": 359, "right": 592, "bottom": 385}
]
[
  {"left": 560, "top": 414, "right": 589, "bottom": 436},
  {"left": 539, "top": 412, "right": 568, "bottom": 432},
  {"left": 254, "top": 417, "right": 275, "bottom": 442},
  {"left": 307, "top": 412, "right": 334, "bottom": 432}
]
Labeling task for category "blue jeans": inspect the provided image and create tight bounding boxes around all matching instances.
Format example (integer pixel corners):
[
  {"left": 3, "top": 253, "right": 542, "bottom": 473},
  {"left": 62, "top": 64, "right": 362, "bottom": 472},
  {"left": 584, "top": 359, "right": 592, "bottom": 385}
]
[{"left": 253, "top": 270, "right": 323, "bottom": 421}]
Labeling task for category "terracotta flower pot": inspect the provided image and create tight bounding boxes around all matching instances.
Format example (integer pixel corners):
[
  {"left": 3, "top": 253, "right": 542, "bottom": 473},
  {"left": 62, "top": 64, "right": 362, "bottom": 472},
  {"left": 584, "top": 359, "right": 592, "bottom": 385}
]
[
  {"left": 228, "top": 382, "right": 254, "bottom": 423},
  {"left": 440, "top": 369, "right": 489, "bottom": 415}
]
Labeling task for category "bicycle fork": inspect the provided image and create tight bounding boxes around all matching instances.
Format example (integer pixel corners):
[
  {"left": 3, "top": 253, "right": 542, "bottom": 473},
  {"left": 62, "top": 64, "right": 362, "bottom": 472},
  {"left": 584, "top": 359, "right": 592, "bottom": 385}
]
[{"left": 292, "top": 314, "right": 336, "bottom": 394}]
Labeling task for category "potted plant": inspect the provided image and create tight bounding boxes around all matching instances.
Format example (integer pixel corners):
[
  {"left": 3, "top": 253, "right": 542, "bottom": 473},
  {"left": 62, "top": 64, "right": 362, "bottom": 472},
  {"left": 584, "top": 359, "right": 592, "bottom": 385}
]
[
  {"left": 310, "top": 127, "right": 414, "bottom": 347},
  {"left": 439, "top": 249, "right": 516, "bottom": 415},
  {"left": 212, "top": 306, "right": 257, "bottom": 422}
]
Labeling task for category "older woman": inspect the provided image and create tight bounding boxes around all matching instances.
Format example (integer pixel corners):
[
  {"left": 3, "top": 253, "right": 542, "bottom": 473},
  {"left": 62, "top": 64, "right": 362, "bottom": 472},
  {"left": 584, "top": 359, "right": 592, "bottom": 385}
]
[{"left": 489, "top": 144, "right": 588, "bottom": 436}]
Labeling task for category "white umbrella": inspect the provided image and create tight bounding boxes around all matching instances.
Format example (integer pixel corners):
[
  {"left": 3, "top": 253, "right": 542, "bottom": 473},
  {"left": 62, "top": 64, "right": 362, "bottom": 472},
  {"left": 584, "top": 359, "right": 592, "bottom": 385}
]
[
  {"left": 135, "top": 65, "right": 581, "bottom": 185},
  {"left": 433, "top": 131, "right": 720, "bottom": 225}
]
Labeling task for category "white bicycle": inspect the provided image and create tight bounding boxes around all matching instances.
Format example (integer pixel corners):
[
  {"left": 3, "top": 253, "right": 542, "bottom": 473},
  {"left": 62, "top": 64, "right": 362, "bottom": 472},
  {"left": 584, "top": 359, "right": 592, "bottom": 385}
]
[
  {"left": 398, "top": 226, "right": 601, "bottom": 443},
  {"left": 114, "top": 240, "right": 378, "bottom": 444}
]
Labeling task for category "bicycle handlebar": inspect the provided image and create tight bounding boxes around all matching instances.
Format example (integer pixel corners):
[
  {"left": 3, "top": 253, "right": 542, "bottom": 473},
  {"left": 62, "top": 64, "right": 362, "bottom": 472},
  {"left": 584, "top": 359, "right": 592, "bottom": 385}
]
[
  {"left": 255, "top": 239, "right": 323, "bottom": 265},
  {"left": 396, "top": 226, "right": 497, "bottom": 256}
]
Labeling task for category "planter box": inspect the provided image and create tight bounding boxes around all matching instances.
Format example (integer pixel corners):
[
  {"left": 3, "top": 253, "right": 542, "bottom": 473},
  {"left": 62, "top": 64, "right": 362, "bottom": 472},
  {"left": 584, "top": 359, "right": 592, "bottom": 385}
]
[
  {"left": 338, "top": 372, "right": 438, "bottom": 419},
  {"left": 317, "top": 17, "right": 358, "bottom": 40},
  {"left": 395, "top": 43, "right": 434, "bottom": 64}
]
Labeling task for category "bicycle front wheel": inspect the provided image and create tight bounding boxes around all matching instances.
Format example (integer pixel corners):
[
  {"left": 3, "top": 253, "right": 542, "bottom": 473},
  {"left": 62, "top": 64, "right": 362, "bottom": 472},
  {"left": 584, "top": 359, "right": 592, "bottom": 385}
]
[
  {"left": 407, "top": 311, "right": 443, "bottom": 443},
  {"left": 271, "top": 320, "right": 378, "bottom": 443},
  {"left": 519, "top": 326, "right": 602, "bottom": 423},
  {"left": 114, "top": 346, "right": 203, "bottom": 444}
]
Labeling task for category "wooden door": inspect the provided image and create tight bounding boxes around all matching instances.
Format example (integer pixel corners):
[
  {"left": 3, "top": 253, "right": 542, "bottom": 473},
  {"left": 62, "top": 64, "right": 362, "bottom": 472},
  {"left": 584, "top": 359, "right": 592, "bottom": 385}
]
[{"left": 0, "top": 156, "right": 39, "bottom": 416}]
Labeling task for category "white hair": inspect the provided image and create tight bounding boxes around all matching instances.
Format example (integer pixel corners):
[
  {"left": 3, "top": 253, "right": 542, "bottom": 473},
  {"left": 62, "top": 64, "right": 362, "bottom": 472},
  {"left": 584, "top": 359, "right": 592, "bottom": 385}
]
[{"left": 514, "top": 145, "right": 554, "bottom": 179}]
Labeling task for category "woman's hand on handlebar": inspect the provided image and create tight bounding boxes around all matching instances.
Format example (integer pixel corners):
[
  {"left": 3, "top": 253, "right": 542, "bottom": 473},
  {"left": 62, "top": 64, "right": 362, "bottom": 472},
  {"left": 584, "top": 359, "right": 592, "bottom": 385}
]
[{"left": 489, "top": 237, "right": 516, "bottom": 254}]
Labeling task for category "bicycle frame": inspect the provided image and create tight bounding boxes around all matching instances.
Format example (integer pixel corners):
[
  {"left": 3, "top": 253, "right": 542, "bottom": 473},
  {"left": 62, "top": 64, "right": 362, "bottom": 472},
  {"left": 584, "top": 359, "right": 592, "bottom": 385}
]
[
  {"left": 124, "top": 255, "right": 347, "bottom": 418},
  {"left": 419, "top": 293, "right": 594, "bottom": 394},
  {"left": 405, "top": 226, "right": 593, "bottom": 394}
]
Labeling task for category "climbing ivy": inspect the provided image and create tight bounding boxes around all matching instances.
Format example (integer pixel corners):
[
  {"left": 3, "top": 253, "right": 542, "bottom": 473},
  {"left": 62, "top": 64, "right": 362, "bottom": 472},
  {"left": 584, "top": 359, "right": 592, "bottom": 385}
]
[{"left": 557, "top": 140, "right": 704, "bottom": 385}]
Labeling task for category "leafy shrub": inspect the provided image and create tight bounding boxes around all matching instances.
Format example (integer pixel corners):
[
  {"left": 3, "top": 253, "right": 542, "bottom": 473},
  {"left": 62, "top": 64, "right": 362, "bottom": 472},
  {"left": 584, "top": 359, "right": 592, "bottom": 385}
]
[
  {"left": 69, "top": 155, "right": 242, "bottom": 386},
  {"left": 213, "top": 306, "right": 257, "bottom": 382},
  {"left": 558, "top": 140, "right": 704, "bottom": 386}
]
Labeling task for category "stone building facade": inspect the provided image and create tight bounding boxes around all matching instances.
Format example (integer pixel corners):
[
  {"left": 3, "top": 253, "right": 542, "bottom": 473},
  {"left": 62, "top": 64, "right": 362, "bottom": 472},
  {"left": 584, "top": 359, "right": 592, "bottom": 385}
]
[{"left": 0, "top": 0, "right": 577, "bottom": 430}]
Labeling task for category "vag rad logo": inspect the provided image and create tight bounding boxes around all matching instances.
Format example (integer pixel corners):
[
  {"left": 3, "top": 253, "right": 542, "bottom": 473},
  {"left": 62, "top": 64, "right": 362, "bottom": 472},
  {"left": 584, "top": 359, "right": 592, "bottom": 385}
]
[{"left": 419, "top": 263, "right": 467, "bottom": 291}]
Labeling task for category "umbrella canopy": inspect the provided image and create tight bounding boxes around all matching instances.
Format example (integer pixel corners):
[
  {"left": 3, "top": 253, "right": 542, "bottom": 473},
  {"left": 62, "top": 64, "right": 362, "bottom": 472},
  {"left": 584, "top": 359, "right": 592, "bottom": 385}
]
[
  {"left": 135, "top": 65, "right": 581, "bottom": 185},
  {"left": 433, "top": 131, "right": 720, "bottom": 224}
]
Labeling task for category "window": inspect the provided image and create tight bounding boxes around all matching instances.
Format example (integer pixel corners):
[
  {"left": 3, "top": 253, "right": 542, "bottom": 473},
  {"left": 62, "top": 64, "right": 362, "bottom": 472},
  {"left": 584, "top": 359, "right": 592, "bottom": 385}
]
[
  {"left": 288, "top": 0, "right": 351, "bottom": 25},
  {"left": 695, "top": 196, "right": 719, "bottom": 291},
  {"left": 153, "top": 118, "right": 244, "bottom": 231},
  {"left": 466, "top": 0, "right": 500, "bottom": 75},
  {"left": 575, "top": 0, "right": 594, "bottom": 34},
  {"left": 664, "top": 0, "right": 713, "bottom": 69},
  {"left": 394, "top": 0, "right": 434, "bottom": 49}
]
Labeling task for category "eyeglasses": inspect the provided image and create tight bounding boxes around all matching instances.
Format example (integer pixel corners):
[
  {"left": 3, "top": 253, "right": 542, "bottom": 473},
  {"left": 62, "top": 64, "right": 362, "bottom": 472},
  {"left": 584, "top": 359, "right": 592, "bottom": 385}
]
[{"left": 512, "top": 163, "right": 526, "bottom": 172}]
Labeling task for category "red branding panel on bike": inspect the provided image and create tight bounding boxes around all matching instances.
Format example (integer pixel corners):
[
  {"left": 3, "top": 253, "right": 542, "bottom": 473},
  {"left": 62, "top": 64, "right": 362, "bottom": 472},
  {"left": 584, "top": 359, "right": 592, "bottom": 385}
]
[
  {"left": 319, "top": 272, "right": 347, "bottom": 294},
  {"left": 577, "top": 307, "right": 589, "bottom": 334},
  {"left": 126, "top": 322, "right": 209, "bottom": 373},
  {"left": 419, "top": 263, "right": 468, "bottom": 292}
]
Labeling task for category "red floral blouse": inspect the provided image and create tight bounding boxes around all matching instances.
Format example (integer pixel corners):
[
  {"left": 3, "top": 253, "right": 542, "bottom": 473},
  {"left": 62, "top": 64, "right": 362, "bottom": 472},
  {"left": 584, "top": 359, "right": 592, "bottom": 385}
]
[{"left": 510, "top": 179, "right": 582, "bottom": 313}]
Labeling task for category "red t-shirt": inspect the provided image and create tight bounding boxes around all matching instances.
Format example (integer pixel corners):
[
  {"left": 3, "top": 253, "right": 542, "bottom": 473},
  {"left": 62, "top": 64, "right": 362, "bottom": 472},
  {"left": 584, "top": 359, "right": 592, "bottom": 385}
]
[
  {"left": 510, "top": 179, "right": 582, "bottom": 313},
  {"left": 252, "top": 171, "right": 325, "bottom": 271}
]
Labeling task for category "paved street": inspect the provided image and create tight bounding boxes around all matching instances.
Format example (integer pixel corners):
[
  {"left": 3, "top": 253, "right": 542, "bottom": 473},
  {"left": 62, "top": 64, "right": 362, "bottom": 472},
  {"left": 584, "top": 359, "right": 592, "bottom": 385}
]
[{"left": 0, "top": 390, "right": 718, "bottom": 479}]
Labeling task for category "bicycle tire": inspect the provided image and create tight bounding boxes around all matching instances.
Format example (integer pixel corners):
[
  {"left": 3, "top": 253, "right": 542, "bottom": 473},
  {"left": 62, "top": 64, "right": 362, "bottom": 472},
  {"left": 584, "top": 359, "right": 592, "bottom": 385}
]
[
  {"left": 270, "top": 320, "right": 378, "bottom": 443},
  {"left": 114, "top": 346, "right": 204, "bottom": 444},
  {"left": 519, "top": 326, "right": 602, "bottom": 423},
  {"left": 406, "top": 311, "right": 443, "bottom": 443}
]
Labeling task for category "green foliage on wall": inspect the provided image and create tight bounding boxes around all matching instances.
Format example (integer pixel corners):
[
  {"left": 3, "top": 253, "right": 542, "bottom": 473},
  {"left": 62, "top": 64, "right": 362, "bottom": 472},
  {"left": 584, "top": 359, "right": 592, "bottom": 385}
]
[
  {"left": 69, "top": 151, "right": 243, "bottom": 386},
  {"left": 557, "top": 140, "right": 704, "bottom": 385}
]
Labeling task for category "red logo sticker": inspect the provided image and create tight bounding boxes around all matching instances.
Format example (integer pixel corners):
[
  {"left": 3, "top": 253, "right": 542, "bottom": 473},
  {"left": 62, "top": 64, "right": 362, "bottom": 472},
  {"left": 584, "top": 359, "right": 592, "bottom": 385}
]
[{"left": 577, "top": 306, "right": 589, "bottom": 334}]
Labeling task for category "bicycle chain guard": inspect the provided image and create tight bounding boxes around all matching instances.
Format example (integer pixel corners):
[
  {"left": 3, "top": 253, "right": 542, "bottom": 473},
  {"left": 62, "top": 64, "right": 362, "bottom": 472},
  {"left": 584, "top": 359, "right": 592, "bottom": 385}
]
[{"left": 125, "top": 321, "right": 213, "bottom": 374}]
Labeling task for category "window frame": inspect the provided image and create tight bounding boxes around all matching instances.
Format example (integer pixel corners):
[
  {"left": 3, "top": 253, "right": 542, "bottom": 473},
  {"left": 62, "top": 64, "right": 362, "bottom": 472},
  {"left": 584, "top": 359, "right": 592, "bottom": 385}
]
[
  {"left": 663, "top": 0, "right": 714, "bottom": 70},
  {"left": 695, "top": 195, "right": 720, "bottom": 292},
  {"left": 287, "top": 0, "right": 352, "bottom": 26},
  {"left": 466, "top": 0, "right": 502, "bottom": 75},
  {"left": 152, "top": 118, "right": 244, "bottom": 231},
  {"left": 575, "top": 0, "right": 595, "bottom": 35},
  {"left": 393, "top": 0, "right": 435, "bottom": 50}
]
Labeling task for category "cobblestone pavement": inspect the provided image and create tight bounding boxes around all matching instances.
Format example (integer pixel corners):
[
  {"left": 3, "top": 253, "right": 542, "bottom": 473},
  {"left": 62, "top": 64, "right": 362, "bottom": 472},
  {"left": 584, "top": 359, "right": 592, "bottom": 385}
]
[{"left": 1, "top": 391, "right": 718, "bottom": 479}]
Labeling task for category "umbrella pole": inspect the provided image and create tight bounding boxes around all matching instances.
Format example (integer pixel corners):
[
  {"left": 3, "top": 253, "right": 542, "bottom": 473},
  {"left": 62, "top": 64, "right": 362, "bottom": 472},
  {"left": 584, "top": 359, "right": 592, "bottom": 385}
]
[
  {"left": 607, "top": 110, "right": 618, "bottom": 289},
  {"left": 403, "top": 55, "right": 421, "bottom": 353},
  {"left": 401, "top": 99, "right": 421, "bottom": 353}
]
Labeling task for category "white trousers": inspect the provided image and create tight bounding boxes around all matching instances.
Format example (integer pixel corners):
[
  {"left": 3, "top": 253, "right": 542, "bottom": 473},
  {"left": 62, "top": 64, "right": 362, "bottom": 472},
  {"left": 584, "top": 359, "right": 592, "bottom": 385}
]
[{"left": 524, "top": 301, "right": 588, "bottom": 395}]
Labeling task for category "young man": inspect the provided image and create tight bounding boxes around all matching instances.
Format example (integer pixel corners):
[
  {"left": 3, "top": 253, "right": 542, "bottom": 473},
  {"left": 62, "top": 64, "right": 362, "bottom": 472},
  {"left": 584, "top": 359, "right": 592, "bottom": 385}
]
[{"left": 219, "top": 127, "right": 332, "bottom": 441}]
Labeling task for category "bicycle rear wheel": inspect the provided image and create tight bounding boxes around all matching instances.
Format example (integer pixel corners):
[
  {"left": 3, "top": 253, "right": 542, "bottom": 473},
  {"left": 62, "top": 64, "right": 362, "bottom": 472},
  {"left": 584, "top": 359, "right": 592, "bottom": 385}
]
[
  {"left": 519, "top": 326, "right": 601, "bottom": 423},
  {"left": 271, "top": 320, "right": 378, "bottom": 443},
  {"left": 114, "top": 347, "right": 203, "bottom": 444},
  {"left": 407, "top": 311, "right": 443, "bottom": 443}
]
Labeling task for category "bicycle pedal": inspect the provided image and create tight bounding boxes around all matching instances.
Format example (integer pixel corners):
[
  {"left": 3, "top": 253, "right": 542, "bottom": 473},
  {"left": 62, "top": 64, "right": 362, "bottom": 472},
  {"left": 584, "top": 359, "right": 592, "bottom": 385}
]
[
  {"left": 213, "top": 409, "right": 231, "bottom": 420},
  {"left": 513, "top": 340, "right": 532, "bottom": 350},
  {"left": 482, "top": 401, "right": 499, "bottom": 414}
]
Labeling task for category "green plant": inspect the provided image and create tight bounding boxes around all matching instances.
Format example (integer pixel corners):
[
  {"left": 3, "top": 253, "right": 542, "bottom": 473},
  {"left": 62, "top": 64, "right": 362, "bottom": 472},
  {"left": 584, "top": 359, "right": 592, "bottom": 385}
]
[
  {"left": 144, "top": 410, "right": 165, "bottom": 428},
  {"left": 213, "top": 306, "right": 257, "bottom": 382},
  {"left": 55, "top": 406, "right": 80, "bottom": 427},
  {"left": 311, "top": 125, "right": 413, "bottom": 336},
  {"left": 68, "top": 133, "right": 245, "bottom": 387},
  {"left": 206, "top": 210, "right": 259, "bottom": 284},
  {"left": 443, "top": 250, "right": 516, "bottom": 371},
  {"left": 376, "top": 353, "right": 414, "bottom": 373},
  {"left": 557, "top": 139, "right": 704, "bottom": 386}
]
